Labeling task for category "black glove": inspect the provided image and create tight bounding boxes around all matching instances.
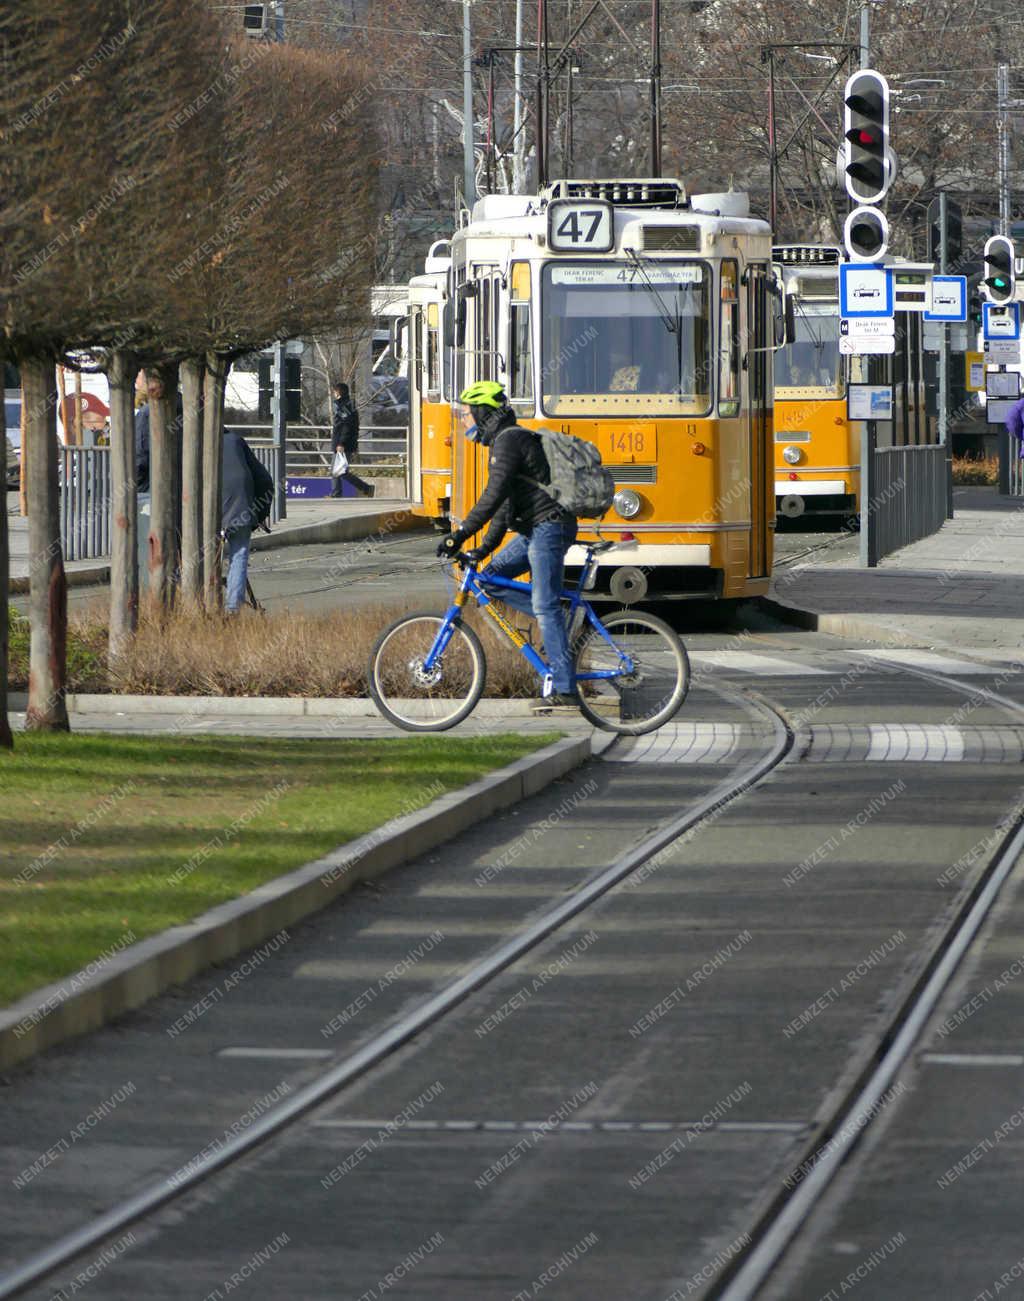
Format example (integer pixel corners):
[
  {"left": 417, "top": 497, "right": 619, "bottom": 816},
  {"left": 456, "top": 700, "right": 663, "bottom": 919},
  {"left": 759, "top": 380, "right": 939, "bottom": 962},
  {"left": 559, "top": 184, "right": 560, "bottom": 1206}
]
[
  {"left": 462, "top": 547, "right": 489, "bottom": 566},
  {"left": 436, "top": 530, "right": 466, "bottom": 558}
]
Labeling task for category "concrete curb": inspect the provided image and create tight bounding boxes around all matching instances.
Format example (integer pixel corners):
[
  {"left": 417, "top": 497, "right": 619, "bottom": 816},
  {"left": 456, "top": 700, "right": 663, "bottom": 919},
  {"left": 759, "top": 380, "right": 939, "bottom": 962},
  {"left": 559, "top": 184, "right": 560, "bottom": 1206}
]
[
  {"left": 10, "top": 565, "right": 110, "bottom": 595},
  {"left": 7, "top": 508, "right": 427, "bottom": 594},
  {"left": 0, "top": 734, "right": 594, "bottom": 1073},
  {"left": 250, "top": 506, "right": 426, "bottom": 552},
  {"left": 759, "top": 594, "right": 925, "bottom": 648},
  {"left": 7, "top": 692, "right": 565, "bottom": 718}
]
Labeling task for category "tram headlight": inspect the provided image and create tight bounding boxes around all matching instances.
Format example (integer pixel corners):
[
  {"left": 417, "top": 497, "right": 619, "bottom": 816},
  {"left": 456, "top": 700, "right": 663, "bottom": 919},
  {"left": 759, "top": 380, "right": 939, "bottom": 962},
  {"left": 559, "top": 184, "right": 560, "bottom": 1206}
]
[
  {"left": 782, "top": 446, "right": 803, "bottom": 465},
  {"left": 612, "top": 489, "right": 642, "bottom": 519}
]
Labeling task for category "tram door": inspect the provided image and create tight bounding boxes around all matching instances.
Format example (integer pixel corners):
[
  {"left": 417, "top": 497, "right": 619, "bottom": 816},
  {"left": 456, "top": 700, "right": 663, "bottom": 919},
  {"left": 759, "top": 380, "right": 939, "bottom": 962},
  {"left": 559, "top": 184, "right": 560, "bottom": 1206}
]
[
  {"left": 746, "top": 265, "right": 772, "bottom": 579},
  {"left": 407, "top": 307, "right": 423, "bottom": 505}
]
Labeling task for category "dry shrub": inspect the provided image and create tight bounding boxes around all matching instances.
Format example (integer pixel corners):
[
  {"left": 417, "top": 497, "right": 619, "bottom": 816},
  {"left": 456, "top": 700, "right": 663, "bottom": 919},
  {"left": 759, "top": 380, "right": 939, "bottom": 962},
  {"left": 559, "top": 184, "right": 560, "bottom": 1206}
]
[
  {"left": 62, "top": 599, "right": 543, "bottom": 698},
  {"left": 952, "top": 455, "right": 999, "bottom": 486}
]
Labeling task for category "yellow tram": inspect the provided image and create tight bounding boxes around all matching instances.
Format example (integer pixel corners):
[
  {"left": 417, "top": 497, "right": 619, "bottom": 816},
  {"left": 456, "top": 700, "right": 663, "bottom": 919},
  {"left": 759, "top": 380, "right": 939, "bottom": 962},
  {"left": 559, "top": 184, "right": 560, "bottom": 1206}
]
[
  {"left": 407, "top": 179, "right": 781, "bottom": 603},
  {"left": 405, "top": 243, "right": 453, "bottom": 523},
  {"left": 773, "top": 244, "right": 937, "bottom": 525}
]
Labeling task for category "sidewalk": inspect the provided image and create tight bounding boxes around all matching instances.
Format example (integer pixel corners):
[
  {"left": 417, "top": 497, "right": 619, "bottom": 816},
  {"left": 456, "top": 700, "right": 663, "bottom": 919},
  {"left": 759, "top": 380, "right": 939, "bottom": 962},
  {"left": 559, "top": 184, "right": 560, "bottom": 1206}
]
[
  {"left": 5, "top": 493, "right": 423, "bottom": 591},
  {"left": 769, "top": 485, "right": 1024, "bottom": 654}
]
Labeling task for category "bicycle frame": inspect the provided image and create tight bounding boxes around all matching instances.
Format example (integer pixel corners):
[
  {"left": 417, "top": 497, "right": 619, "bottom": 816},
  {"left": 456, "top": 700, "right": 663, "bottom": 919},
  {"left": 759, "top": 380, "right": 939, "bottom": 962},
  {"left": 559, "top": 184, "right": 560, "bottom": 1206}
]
[{"left": 422, "top": 554, "right": 636, "bottom": 691}]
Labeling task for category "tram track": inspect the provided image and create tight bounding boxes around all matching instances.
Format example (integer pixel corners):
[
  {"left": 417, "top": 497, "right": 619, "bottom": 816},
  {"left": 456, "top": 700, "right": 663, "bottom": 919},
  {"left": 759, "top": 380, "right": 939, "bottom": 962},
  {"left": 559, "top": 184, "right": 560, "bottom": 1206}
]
[
  {"left": 708, "top": 661, "right": 1024, "bottom": 1300},
  {"left": 0, "top": 683, "right": 794, "bottom": 1301}
]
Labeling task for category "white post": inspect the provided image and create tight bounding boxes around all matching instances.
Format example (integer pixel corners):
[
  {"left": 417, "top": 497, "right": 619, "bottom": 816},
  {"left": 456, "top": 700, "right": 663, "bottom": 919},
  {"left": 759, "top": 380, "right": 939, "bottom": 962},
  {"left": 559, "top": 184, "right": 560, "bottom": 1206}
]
[
  {"left": 463, "top": 0, "right": 475, "bottom": 208},
  {"left": 513, "top": 0, "right": 526, "bottom": 192}
]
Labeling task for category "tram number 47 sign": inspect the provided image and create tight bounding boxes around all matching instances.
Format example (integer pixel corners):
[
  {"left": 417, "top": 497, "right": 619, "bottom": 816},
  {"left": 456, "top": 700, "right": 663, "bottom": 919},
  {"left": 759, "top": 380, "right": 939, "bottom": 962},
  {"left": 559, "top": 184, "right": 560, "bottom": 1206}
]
[{"left": 548, "top": 200, "right": 614, "bottom": 253}]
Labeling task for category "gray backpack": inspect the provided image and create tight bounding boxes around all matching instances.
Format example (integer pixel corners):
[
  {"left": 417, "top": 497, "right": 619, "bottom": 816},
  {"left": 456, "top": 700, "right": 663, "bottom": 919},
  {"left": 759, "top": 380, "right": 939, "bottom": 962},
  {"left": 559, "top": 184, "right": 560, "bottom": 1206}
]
[{"left": 531, "top": 427, "right": 615, "bottom": 519}]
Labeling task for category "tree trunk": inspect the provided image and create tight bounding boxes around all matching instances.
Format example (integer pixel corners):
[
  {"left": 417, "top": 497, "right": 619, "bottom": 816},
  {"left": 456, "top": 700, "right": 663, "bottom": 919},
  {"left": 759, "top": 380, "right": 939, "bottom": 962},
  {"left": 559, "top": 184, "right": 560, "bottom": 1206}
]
[
  {"left": 202, "top": 353, "right": 227, "bottom": 612},
  {"left": 107, "top": 349, "right": 139, "bottom": 660},
  {"left": 0, "top": 485, "right": 12, "bottom": 750},
  {"left": 147, "top": 362, "right": 180, "bottom": 610},
  {"left": 180, "top": 357, "right": 204, "bottom": 605},
  {"left": 21, "top": 354, "right": 69, "bottom": 732}
]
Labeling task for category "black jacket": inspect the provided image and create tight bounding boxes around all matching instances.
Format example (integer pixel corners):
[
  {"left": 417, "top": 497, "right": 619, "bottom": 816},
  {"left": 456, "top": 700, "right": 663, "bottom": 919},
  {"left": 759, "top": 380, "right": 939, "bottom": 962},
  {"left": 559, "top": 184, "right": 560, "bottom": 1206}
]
[
  {"left": 461, "top": 424, "right": 574, "bottom": 556},
  {"left": 331, "top": 397, "right": 360, "bottom": 455},
  {"left": 222, "top": 433, "right": 274, "bottom": 536},
  {"left": 134, "top": 395, "right": 183, "bottom": 493}
]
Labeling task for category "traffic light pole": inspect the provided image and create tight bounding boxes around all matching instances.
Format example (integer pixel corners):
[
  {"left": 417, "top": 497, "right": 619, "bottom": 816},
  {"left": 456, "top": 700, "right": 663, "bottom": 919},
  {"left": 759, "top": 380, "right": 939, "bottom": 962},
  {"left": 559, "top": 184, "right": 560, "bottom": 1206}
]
[
  {"left": 938, "top": 192, "right": 953, "bottom": 518},
  {"left": 272, "top": 341, "right": 287, "bottom": 520}
]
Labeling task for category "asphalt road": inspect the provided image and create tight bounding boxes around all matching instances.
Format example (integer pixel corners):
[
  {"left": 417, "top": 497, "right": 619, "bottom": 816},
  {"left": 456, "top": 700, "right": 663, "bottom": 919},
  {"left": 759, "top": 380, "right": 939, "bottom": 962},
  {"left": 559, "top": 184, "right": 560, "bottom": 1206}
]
[
  {"left": 5, "top": 646, "right": 1024, "bottom": 1299},
  {"left": 10, "top": 514, "right": 860, "bottom": 622}
]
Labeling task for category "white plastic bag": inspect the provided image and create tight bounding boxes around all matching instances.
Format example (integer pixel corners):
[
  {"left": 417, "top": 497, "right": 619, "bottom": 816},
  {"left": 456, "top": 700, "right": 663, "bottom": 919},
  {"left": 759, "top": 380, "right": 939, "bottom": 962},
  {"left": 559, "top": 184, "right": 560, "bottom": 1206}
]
[{"left": 331, "top": 448, "right": 349, "bottom": 476}]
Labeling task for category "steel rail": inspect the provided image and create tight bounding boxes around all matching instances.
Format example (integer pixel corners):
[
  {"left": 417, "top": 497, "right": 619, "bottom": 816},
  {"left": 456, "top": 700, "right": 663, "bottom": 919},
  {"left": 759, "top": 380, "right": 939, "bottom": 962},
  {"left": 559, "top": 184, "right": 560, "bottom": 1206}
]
[
  {"left": 0, "top": 686, "right": 793, "bottom": 1301},
  {"left": 710, "top": 661, "right": 1024, "bottom": 1299}
]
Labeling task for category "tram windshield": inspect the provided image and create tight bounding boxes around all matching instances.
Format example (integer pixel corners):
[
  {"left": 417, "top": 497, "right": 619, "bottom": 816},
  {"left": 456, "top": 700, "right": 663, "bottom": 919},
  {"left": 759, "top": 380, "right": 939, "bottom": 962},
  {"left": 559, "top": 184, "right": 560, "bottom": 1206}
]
[
  {"left": 540, "top": 262, "right": 711, "bottom": 416},
  {"left": 774, "top": 306, "right": 841, "bottom": 392}
]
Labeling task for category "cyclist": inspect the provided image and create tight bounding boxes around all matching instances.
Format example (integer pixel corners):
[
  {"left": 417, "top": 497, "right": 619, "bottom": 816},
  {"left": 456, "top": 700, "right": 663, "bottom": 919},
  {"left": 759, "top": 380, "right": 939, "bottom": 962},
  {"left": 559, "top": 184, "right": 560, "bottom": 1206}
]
[{"left": 437, "top": 380, "right": 579, "bottom": 706}]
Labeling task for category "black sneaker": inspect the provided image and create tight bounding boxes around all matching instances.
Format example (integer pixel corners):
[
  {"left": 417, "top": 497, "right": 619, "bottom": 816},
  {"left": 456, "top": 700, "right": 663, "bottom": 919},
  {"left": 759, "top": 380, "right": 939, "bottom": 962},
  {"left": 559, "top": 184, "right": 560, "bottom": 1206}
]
[{"left": 534, "top": 692, "right": 580, "bottom": 711}]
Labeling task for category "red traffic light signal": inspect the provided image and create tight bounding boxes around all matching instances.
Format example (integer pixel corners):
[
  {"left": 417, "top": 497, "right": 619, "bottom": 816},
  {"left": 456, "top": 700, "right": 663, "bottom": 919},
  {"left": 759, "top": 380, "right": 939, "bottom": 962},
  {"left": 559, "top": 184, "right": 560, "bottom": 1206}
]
[{"left": 843, "top": 71, "right": 890, "bottom": 204}]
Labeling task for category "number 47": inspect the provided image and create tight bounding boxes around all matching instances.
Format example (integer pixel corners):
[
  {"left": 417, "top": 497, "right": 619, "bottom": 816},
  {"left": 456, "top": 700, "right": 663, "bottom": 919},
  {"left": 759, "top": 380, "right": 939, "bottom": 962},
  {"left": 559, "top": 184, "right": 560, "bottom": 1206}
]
[{"left": 556, "top": 209, "right": 603, "bottom": 243}]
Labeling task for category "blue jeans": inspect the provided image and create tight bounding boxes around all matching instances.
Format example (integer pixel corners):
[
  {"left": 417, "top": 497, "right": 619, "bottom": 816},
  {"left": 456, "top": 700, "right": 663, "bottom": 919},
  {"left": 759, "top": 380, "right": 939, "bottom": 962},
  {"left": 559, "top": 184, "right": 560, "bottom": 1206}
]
[
  {"left": 479, "top": 520, "right": 577, "bottom": 693},
  {"left": 225, "top": 527, "right": 252, "bottom": 613}
]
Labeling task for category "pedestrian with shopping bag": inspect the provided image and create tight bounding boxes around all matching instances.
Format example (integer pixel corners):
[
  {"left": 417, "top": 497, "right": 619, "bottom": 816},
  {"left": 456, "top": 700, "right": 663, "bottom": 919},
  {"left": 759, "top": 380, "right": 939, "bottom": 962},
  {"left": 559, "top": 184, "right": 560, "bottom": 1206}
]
[{"left": 330, "top": 381, "right": 374, "bottom": 498}]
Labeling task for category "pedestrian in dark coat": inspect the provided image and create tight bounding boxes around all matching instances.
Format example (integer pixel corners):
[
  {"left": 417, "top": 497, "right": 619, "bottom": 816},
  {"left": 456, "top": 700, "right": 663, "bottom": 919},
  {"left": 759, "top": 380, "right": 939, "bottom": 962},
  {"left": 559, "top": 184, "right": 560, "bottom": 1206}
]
[
  {"left": 330, "top": 381, "right": 374, "bottom": 498},
  {"left": 222, "top": 432, "right": 274, "bottom": 613}
]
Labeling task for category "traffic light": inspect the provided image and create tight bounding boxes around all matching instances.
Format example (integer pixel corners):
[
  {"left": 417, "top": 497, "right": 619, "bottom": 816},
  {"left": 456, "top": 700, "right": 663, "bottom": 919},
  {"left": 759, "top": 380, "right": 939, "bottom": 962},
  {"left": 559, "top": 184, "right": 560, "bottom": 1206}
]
[
  {"left": 844, "top": 206, "right": 889, "bottom": 262},
  {"left": 243, "top": 4, "right": 268, "bottom": 36},
  {"left": 927, "top": 197, "right": 962, "bottom": 267},
  {"left": 843, "top": 70, "right": 891, "bottom": 204},
  {"left": 983, "top": 235, "right": 1015, "bottom": 304}
]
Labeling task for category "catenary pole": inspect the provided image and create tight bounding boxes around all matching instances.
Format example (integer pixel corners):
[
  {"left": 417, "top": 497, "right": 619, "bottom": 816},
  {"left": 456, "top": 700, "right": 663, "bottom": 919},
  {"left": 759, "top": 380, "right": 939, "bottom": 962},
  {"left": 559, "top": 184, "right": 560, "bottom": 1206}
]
[
  {"left": 463, "top": 0, "right": 475, "bottom": 207},
  {"left": 513, "top": 0, "right": 526, "bottom": 190}
]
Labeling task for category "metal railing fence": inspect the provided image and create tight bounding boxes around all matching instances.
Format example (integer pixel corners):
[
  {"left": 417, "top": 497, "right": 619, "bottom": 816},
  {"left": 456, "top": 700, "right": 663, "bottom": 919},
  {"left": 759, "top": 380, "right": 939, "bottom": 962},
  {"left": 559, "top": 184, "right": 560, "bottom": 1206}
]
[
  {"left": 60, "top": 446, "right": 111, "bottom": 561},
  {"left": 871, "top": 444, "right": 947, "bottom": 563}
]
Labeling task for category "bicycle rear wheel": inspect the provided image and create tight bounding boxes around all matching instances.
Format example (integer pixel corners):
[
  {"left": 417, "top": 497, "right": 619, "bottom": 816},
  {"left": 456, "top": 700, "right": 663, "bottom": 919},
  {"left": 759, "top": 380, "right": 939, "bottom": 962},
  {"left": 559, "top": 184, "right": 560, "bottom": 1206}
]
[
  {"left": 574, "top": 609, "right": 689, "bottom": 735},
  {"left": 368, "top": 612, "right": 486, "bottom": 732}
]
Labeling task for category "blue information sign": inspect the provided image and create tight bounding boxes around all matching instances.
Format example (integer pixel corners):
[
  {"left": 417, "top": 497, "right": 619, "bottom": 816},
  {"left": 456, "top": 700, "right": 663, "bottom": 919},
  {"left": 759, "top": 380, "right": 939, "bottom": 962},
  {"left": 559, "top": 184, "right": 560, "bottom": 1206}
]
[
  {"left": 924, "top": 276, "right": 967, "bottom": 322},
  {"left": 839, "top": 264, "right": 894, "bottom": 319},
  {"left": 983, "top": 302, "right": 1021, "bottom": 342}
]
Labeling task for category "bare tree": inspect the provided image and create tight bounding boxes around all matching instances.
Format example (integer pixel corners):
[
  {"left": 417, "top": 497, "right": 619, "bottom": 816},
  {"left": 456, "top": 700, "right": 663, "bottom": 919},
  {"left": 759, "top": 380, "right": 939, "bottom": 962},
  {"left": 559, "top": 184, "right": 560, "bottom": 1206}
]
[{"left": 20, "top": 355, "right": 68, "bottom": 730}]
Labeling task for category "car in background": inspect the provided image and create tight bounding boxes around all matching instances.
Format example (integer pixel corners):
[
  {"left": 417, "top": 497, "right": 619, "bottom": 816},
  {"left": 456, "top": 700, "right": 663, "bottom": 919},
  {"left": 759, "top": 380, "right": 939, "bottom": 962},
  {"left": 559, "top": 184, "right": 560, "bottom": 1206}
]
[{"left": 366, "top": 374, "right": 409, "bottom": 430}]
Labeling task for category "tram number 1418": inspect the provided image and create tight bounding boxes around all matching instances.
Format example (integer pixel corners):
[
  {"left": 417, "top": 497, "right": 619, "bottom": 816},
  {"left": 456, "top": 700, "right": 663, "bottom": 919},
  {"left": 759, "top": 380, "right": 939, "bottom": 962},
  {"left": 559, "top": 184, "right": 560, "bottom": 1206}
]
[{"left": 608, "top": 430, "right": 647, "bottom": 456}]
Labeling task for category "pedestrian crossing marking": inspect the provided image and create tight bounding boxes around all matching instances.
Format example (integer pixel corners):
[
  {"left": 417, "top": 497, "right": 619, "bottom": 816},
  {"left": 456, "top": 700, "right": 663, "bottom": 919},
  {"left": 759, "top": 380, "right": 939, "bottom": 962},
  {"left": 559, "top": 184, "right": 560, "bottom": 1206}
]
[
  {"left": 853, "top": 649, "right": 998, "bottom": 675},
  {"left": 690, "top": 651, "right": 830, "bottom": 676}
]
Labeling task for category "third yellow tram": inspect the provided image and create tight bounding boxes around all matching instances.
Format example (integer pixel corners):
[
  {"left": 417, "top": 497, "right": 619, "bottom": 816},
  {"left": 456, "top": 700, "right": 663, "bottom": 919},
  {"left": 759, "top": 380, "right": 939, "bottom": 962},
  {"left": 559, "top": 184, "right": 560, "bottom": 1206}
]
[{"left": 773, "top": 244, "right": 937, "bottom": 527}]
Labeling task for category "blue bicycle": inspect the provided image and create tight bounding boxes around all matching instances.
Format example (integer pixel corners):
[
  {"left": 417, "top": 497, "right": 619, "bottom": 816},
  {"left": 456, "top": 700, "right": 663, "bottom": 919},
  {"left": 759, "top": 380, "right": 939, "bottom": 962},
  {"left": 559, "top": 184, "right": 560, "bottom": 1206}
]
[{"left": 368, "top": 541, "right": 690, "bottom": 734}]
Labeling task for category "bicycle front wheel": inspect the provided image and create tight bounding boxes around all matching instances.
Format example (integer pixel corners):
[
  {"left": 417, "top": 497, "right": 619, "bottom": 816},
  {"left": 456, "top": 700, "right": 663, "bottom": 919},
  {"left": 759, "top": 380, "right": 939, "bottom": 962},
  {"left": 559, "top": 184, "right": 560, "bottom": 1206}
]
[
  {"left": 574, "top": 609, "right": 689, "bottom": 735},
  {"left": 368, "top": 612, "right": 487, "bottom": 732}
]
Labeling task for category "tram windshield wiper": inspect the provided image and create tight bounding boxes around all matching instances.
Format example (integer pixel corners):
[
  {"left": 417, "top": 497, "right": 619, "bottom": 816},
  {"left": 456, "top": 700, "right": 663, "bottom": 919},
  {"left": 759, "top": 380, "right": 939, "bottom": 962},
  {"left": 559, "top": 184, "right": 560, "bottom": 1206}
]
[{"left": 624, "top": 250, "right": 678, "bottom": 335}]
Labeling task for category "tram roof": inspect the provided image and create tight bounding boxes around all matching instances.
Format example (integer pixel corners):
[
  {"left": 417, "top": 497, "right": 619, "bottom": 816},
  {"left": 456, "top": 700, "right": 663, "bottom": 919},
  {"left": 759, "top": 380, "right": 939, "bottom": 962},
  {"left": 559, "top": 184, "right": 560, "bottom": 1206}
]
[{"left": 453, "top": 193, "right": 771, "bottom": 257}]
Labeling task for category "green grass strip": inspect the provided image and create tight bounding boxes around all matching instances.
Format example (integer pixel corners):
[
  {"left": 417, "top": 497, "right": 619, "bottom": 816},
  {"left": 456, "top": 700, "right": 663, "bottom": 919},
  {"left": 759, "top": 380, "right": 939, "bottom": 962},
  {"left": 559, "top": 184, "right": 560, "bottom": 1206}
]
[{"left": 0, "top": 732, "right": 556, "bottom": 1006}]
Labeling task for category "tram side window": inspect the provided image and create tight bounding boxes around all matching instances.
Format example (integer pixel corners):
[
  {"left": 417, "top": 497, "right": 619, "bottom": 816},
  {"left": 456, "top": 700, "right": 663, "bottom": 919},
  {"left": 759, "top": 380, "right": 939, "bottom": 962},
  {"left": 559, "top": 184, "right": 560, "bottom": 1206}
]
[
  {"left": 510, "top": 304, "right": 533, "bottom": 403},
  {"left": 478, "top": 280, "right": 492, "bottom": 381},
  {"left": 425, "top": 304, "right": 441, "bottom": 399},
  {"left": 719, "top": 260, "right": 740, "bottom": 417}
]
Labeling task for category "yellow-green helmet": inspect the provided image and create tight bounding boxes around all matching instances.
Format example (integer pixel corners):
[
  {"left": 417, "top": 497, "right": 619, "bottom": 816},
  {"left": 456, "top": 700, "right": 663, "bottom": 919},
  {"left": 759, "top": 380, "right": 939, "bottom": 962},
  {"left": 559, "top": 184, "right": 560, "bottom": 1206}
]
[{"left": 458, "top": 380, "right": 506, "bottom": 408}]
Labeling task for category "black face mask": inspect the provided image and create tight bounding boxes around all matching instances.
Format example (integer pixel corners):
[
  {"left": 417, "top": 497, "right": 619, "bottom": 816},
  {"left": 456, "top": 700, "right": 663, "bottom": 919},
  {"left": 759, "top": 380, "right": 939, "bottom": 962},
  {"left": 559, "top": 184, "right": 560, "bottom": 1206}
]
[{"left": 470, "top": 404, "right": 511, "bottom": 445}]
